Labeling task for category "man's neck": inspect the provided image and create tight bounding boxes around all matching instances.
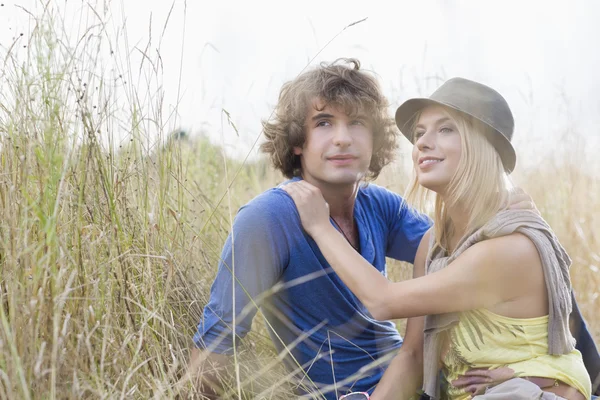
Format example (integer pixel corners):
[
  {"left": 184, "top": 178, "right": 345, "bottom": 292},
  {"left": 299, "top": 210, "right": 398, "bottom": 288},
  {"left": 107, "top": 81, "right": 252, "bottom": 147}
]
[{"left": 302, "top": 176, "right": 358, "bottom": 222}]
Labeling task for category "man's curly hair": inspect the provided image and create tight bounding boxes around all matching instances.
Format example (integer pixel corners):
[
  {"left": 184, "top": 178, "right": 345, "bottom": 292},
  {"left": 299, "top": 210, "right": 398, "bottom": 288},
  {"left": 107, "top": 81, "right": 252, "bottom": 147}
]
[{"left": 260, "top": 58, "right": 399, "bottom": 180}]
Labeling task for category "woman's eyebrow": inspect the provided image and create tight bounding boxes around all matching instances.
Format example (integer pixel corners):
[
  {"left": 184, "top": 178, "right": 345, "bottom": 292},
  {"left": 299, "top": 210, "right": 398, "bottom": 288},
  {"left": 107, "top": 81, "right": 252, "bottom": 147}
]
[{"left": 416, "top": 116, "right": 451, "bottom": 129}]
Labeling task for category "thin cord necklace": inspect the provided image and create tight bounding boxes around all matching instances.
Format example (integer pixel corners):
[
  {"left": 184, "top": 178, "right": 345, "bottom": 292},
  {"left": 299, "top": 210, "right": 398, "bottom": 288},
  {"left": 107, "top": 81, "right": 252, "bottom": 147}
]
[{"left": 330, "top": 216, "right": 360, "bottom": 252}]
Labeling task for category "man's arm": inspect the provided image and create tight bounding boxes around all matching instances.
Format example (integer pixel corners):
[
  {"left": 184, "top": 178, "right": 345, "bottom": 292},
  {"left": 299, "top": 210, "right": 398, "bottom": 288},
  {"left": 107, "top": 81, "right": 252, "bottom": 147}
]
[
  {"left": 371, "top": 232, "right": 429, "bottom": 400},
  {"left": 384, "top": 191, "right": 432, "bottom": 264},
  {"left": 185, "top": 196, "right": 290, "bottom": 395}
]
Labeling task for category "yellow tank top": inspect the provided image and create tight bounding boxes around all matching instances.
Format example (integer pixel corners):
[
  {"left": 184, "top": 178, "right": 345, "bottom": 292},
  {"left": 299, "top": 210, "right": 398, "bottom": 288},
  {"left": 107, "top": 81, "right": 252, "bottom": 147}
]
[{"left": 442, "top": 309, "right": 591, "bottom": 400}]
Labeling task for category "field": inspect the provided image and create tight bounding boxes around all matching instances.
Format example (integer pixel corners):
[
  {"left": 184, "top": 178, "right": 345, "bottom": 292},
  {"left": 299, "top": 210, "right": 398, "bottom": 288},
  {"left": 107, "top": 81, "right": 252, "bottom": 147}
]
[{"left": 0, "top": 3, "right": 598, "bottom": 399}]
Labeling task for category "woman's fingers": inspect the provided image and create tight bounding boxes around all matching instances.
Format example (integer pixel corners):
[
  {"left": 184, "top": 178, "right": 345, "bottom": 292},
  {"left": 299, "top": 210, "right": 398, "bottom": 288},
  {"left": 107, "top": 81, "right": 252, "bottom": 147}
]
[
  {"left": 452, "top": 366, "right": 515, "bottom": 397},
  {"left": 452, "top": 372, "right": 492, "bottom": 388},
  {"left": 280, "top": 181, "right": 330, "bottom": 235},
  {"left": 462, "top": 368, "right": 494, "bottom": 377},
  {"left": 283, "top": 184, "right": 310, "bottom": 207},
  {"left": 282, "top": 181, "right": 325, "bottom": 206}
]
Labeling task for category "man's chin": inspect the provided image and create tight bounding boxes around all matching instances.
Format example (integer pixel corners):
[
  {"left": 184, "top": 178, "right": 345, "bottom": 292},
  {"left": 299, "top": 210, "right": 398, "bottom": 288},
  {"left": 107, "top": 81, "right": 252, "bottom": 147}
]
[
  {"left": 327, "top": 171, "right": 367, "bottom": 185},
  {"left": 307, "top": 176, "right": 359, "bottom": 188},
  {"left": 303, "top": 168, "right": 369, "bottom": 187}
]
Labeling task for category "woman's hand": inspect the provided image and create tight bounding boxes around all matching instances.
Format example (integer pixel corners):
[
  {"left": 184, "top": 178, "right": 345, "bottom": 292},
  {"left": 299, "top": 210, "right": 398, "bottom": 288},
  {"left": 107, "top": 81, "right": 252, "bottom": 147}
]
[
  {"left": 281, "top": 181, "right": 331, "bottom": 237},
  {"left": 451, "top": 366, "right": 515, "bottom": 395}
]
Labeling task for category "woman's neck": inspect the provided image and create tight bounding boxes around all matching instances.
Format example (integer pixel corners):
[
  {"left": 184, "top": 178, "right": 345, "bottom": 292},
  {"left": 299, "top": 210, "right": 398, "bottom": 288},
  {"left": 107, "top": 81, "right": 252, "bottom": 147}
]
[{"left": 440, "top": 196, "right": 470, "bottom": 253}]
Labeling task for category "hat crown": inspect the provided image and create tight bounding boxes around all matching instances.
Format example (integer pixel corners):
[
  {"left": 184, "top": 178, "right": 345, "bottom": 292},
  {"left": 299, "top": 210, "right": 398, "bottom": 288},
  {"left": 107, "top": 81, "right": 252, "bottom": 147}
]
[{"left": 430, "top": 78, "right": 514, "bottom": 141}]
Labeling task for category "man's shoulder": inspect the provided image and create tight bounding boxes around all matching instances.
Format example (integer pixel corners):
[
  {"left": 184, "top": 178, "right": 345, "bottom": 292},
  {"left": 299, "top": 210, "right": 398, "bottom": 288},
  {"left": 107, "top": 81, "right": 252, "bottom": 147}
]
[
  {"left": 359, "top": 183, "right": 431, "bottom": 225},
  {"left": 358, "top": 182, "right": 399, "bottom": 200},
  {"left": 238, "top": 186, "right": 297, "bottom": 223},
  {"left": 245, "top": 186, "right": 294, "bottom": 208},
  {"left": 357, "top": 182, "right": 403, "bottom": 211}
]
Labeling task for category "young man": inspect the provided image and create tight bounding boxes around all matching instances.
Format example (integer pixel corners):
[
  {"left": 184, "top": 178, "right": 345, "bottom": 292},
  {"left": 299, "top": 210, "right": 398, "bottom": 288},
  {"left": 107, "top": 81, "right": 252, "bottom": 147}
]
[{"left": 189, "top": 59, "right": 599, "bottom": 399}]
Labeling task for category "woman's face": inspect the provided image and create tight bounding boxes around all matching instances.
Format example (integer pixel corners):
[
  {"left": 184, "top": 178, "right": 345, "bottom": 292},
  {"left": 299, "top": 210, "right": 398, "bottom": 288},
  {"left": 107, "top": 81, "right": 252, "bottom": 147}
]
[{"left": 411, "top": 105, "right": 462, "bottom": 194}]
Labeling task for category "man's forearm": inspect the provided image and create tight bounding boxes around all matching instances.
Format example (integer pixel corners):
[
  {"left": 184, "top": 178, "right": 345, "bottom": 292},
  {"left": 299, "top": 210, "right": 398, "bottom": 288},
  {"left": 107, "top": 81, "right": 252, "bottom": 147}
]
[{"left": 371, "top": 347, "right": 423, "bottom": 400}]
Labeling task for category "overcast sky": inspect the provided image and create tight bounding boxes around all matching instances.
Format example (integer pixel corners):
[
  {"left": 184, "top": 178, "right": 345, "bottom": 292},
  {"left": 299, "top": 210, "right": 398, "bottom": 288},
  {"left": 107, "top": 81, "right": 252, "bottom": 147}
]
[{"left": 1, "top": 0, "right": 599, "bottom": 170}]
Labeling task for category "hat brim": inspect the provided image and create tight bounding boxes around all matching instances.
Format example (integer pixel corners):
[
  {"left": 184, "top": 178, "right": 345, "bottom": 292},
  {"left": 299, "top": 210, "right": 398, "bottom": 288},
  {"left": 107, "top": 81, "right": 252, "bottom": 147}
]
[{"left": 394, "top": 98, "right": 516, "bottom": 173}]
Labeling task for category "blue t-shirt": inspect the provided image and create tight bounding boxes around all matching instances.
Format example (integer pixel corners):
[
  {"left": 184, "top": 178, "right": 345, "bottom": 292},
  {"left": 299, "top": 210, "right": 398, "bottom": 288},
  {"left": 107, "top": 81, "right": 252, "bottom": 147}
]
[{"left": 193, "top": 179, "right": 431, "bottom": 398}]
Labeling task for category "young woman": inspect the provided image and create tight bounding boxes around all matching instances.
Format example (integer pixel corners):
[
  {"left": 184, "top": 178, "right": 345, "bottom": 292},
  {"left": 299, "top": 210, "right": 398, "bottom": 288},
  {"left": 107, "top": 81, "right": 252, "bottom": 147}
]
[{"left": 282, "top": 78, "right": 592, "bottom": 400}]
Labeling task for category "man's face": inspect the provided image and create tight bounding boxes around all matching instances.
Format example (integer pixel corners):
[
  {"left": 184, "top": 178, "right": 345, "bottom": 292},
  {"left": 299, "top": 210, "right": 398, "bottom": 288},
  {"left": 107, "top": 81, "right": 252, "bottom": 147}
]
[{"left": 294, "top": 98, "right": 373, "bottom": 188}]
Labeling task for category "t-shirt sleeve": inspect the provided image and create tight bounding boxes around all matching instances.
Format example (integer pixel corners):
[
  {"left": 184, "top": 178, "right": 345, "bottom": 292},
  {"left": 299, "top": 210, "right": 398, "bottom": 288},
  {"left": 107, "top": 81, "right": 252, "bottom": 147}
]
[
  {"left": 383, "top": 190, "right": 432, "bottom": 263},
  {"left": 193, "top": 195, "right": 290, "bottom": 354}
]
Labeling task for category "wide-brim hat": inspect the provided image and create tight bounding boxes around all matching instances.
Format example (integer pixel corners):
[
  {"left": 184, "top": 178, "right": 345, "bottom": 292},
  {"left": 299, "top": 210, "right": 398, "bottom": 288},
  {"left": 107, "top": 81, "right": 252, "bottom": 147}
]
[{"left": 395, "top": 77, "right": 516, "bottom": 173}]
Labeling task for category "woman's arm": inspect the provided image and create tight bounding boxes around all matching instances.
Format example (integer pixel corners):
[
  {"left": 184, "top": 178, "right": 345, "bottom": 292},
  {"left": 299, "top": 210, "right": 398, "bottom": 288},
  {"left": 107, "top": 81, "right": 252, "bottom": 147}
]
[
  {"left": 312, "top": 218, "right": 541, "bottom": 320},
  {"left": 283, "top": 181, "right": 544, "bottom": 320}
]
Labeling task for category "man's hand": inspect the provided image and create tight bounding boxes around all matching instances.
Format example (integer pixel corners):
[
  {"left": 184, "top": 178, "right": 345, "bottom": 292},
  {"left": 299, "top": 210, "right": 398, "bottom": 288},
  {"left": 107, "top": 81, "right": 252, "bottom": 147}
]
[
  {"left": 177, "top": 348, "right": 229, "bottom": 399},
  {"left": 506, "top": 188, "right": 540, "bottom": 215},
  {"left": 451, "top": 366, "right": 515, "bottom": 396}
]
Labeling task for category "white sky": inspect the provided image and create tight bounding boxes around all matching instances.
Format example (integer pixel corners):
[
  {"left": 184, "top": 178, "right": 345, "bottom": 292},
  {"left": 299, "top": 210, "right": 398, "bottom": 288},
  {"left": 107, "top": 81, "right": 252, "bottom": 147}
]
[{"left": 1, "top": 0, "right": 599, "bottom": 170}]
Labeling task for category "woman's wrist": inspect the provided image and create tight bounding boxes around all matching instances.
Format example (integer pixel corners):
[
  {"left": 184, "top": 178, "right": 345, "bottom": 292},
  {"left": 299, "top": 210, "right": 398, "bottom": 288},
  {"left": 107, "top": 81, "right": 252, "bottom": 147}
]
[{"left": 310, "top": 223, "right": 337, "bottom": 243}]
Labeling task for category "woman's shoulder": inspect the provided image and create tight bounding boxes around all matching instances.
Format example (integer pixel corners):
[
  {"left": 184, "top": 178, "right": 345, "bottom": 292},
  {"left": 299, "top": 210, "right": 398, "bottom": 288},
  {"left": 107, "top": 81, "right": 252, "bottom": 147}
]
[
  {"left": 462, "top": 232, "right": 543, "bottom": 283},
  {"left": 466, "top": 209, "right": 552, "bottom": 261},
  {"left": 483, "top": 232, "right": 540, "bottom": 259}
]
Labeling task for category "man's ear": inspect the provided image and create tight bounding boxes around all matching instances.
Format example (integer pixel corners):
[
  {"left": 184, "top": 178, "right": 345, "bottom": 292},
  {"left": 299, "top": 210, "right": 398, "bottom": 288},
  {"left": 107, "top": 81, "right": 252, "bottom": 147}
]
[{"left": 293, "top": 147, "right": 302, "bottom": 155}]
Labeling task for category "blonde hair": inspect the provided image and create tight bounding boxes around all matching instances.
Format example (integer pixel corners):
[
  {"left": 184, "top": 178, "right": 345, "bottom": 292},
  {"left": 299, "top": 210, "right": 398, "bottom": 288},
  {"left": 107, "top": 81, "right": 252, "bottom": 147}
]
[{"left": 406, "top": 106, "right": 509, "bottom": 253}]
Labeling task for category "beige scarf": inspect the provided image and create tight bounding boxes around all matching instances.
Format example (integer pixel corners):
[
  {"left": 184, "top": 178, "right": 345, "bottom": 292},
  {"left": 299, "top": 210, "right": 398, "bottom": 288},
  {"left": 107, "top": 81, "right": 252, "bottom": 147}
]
[{"left": 422, "top": 210, "right": 576, "bottom": 399}]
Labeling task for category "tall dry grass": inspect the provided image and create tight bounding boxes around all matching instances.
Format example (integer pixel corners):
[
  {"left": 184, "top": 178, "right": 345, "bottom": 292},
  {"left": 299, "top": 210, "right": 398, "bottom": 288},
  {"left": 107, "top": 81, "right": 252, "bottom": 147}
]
[
  {"left": 0, "top": 2, "right": 291, "bottom": 399},
  {"left": 0, "top": 2, "right": 598, "bottom": 400}
]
